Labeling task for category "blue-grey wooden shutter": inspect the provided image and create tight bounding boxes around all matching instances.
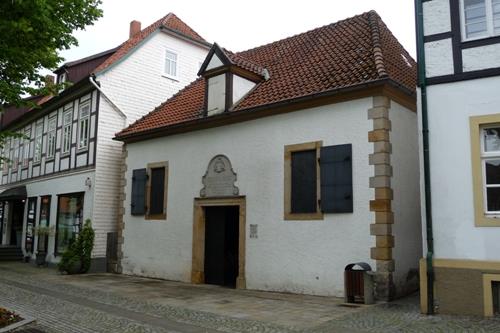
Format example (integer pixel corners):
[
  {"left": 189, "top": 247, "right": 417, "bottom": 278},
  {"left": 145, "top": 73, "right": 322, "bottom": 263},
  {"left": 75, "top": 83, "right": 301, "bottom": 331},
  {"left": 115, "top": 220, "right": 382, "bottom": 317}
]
[
  {"left": 320, "top": 144, "right": 353, "bottom": 213},
  {"left": 131, "top": 168, "right": 147, "bottom": 215}
]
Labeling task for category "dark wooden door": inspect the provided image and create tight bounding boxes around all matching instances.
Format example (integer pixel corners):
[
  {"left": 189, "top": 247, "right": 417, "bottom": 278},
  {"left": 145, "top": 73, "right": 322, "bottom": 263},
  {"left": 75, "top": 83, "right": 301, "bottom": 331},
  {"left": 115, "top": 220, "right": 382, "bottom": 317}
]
[
  {"left": 204, "top": 206, "right": 239, "bottom": 287},
  {"left": 10, "top": 201, "right": 25, "bottom": 246}
]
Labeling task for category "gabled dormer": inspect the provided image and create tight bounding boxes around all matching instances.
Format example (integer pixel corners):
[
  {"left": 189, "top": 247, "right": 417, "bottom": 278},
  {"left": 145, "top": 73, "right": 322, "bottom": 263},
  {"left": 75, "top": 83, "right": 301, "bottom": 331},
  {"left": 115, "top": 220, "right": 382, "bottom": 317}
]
[{"left": 198, "top": 43, "right": 269, "bottom": 117}]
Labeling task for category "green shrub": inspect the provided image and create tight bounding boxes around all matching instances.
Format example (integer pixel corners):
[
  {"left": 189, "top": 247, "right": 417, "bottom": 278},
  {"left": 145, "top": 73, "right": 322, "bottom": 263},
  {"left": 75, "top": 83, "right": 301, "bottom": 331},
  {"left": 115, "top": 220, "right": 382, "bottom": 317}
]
[{"left": 58, "top": 219, "right": 95, "bottom": 274}]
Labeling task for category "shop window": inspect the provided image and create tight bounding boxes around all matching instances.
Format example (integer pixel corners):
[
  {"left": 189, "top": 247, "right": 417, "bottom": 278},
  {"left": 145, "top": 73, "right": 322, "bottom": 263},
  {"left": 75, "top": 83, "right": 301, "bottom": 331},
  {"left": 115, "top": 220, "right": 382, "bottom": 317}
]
[
  {"left": 284, "top": 141, "right": 353, "bottom": 220},
  {"left": 25, "top": 197, "right": 37, "bottom": 254},
  {"left": 55, "top": 193, "right": 84, "bottom": 254},
  {"left": 38, "top": 196, "right": 51, "bottom": 252}
]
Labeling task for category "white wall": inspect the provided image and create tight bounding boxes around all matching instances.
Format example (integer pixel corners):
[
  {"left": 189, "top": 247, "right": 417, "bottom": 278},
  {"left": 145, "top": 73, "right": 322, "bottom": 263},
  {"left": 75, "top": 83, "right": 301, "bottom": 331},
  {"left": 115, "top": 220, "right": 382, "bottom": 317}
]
[
  {"left": 423, "top": 0, "right": 451, "bottom": 36},
  {"left": 425, "top": 39, "right": 454, "bottom": 78},
  {"left": 91, "top": 30, "right": 209, "bottom": 258},
  {"left": 462, "top": 44, "right": 500, "bottom": 72},
  {"left": 19, "top": 170, "right": 95, "bottom": 261},
  {"left": 122, "top": 98, "right": 376, "bottom": 296},
  {"left": 96, "top": 30, "right": 208, "bottom": 125},
  {"left": 426, "top": 76, "right": 500, "bottom": 260},
  {"left": 390, "top": 102, "right": 422, "bottom": 292}
]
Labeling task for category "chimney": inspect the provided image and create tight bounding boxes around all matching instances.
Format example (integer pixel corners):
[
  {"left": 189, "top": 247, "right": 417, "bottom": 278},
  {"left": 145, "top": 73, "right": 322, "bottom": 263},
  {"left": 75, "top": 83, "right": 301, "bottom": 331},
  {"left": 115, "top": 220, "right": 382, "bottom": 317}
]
[{"left": 129, "top": 20, "right": 141, "bottom": 38}]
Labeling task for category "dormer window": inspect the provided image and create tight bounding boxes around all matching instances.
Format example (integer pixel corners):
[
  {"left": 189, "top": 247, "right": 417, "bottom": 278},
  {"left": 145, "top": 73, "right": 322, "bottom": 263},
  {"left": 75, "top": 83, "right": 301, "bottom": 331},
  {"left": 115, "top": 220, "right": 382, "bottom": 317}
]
[
  {"left": 198, "top": 43, "right": 266, "bottom": 117},
  {"left": 58, "top": 72, "right": 67, "bottom": 84}
]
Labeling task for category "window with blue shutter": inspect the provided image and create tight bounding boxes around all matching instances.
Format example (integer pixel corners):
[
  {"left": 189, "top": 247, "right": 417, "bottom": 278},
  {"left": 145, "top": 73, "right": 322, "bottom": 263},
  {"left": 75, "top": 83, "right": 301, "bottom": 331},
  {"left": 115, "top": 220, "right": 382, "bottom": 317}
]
[
  {"left": 149, "top": 167, "right": 166, "bottom": 215},
  {"left": 320, "top": 144, "right": 353, "bottom": 213},
  {"left": 131, "top": 168, "right": 147, "bottom": 215}
]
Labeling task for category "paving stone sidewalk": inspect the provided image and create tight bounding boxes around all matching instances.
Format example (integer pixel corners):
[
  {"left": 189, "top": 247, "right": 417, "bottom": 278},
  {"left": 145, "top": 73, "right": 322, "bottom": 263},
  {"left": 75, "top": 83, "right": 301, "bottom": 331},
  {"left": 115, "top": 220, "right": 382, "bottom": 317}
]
[{"left": 1, "top": 262, "right": 499, "bottom": 332}]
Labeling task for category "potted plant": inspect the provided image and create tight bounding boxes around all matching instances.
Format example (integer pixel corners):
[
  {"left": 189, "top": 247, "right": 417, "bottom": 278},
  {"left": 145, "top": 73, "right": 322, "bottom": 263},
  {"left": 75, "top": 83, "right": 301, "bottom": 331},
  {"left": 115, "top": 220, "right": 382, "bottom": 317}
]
[
  {"left": 34, "top": 225, "right": 55, "bottom": 266},
  {"left": 58, "top": 219, "right": 94, "bottom": 274}
]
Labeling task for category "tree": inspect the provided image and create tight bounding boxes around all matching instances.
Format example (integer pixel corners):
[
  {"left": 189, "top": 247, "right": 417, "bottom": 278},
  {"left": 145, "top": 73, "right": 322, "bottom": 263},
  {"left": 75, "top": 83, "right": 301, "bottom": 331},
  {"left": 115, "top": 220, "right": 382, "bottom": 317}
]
[{"left": 0, "top": 0, "right": 103, "bottom": 107}]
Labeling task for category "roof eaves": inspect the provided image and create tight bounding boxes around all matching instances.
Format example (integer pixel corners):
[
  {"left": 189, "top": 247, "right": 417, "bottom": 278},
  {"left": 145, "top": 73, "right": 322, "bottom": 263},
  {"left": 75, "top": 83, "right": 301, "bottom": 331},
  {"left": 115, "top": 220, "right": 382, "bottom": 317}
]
[{"left": 115, "top": 78, "right": 391, "bottom": 142}]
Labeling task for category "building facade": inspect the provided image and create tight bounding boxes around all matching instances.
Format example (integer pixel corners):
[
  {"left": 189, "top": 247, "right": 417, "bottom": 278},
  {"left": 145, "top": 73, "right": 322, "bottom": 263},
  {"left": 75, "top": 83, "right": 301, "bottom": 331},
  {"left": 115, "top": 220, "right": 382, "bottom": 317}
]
[
  {"left": 417, "top": 0, "right": 500, "bottom": 316},
  {"left": 115, "top": 11, "right": 421, "bottom": 300},
  {"left": 0, "top": 13, "right": 209, "bottom": 270}
]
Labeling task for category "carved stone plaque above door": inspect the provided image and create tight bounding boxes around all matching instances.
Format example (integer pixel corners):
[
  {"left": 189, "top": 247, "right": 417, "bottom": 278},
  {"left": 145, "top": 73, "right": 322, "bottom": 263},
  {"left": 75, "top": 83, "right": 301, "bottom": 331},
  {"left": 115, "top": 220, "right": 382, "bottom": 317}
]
[{"left": 200, "top": 155, "right": 239, "bottom": 197}]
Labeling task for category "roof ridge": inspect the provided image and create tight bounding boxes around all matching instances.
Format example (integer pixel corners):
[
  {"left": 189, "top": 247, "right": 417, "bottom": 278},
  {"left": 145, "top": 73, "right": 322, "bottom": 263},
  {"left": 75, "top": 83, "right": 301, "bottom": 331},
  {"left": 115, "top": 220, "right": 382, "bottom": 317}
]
[
  {"left": 368, "top": 10, "right": 388, "bottom": 78},
  {"left": 237, "top": 11, "right": 374, "bottom": 56}
]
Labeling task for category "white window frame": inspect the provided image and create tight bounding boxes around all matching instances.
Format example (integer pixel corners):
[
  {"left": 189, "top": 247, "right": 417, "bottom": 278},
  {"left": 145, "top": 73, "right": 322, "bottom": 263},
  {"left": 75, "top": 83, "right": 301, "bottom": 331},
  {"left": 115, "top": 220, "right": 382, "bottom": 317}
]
[
  {"left": 47, "top": 116, "right": 57, "bottom": 160},
  {"left": 34, "top": 122, "right": 43, "bottom": 164},
  {"left": 163, "top": 49, "right": 178, "bottom": 79},
  {"left": 77, "top": 102, "right": 90, "bottom": 150},
  {"left": 461, "top": 0, "right": 500, "bottom": 41},
  {"left": 480, "top": 125, "right": 500, "bottom": 215},
  {"left": 22, "top": 128, "right": 30, "bottom": 168},
  {"left": 62, "top": 109, "right": 72, "bottom": 155}
]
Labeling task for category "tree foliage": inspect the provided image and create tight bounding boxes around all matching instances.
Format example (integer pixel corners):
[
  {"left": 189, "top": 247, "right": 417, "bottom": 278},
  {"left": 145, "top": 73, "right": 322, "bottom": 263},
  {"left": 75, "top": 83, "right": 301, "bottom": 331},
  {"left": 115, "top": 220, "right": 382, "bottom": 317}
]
[{"left": 0, "top": 0, "right": 103, "bottom": 107}]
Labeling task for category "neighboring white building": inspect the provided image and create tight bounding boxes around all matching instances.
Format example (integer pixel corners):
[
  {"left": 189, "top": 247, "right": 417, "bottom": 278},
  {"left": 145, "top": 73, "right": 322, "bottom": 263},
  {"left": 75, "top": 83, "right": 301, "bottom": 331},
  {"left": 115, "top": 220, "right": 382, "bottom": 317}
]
[
  {"left": 416, "top": 0, "right": 500, "bottom": 316},
  {"left": 115, "top": 11, "right": 421, "bottom": 300},
  {"left": 0, "top": 13, "right": 210, "bottom": 270}
]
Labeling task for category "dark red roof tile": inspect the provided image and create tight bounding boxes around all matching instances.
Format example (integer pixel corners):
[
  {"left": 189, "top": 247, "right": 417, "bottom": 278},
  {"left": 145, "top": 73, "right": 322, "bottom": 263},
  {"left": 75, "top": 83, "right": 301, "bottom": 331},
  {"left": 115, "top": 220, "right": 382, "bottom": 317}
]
[{"left": 116, "top": 11, "right": 417, "bottom": 140}]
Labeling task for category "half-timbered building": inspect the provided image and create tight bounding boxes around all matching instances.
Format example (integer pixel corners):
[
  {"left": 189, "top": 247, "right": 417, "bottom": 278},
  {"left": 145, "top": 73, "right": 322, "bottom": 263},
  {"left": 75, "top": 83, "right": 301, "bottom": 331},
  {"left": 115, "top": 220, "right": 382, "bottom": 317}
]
[{"left": 0, "top": 13, "right": 210, "bottom": 270}]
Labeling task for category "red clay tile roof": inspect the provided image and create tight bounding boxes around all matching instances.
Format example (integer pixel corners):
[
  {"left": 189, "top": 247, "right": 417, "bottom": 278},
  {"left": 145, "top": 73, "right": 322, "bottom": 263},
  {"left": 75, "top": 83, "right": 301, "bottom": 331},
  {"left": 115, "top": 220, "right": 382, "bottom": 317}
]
[
  {"left": 94, "top": 13, "right": 207, "bottom": 74},
  {"left": 116, "top": 11, "right": 417, "bottom": 140}
]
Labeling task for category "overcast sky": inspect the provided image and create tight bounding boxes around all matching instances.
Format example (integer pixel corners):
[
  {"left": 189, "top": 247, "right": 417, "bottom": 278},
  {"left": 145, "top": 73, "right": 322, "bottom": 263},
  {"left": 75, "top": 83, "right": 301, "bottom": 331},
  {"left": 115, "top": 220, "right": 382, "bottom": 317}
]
[{"left": 58, "top": 0, "right": 416, "bottom": 66}]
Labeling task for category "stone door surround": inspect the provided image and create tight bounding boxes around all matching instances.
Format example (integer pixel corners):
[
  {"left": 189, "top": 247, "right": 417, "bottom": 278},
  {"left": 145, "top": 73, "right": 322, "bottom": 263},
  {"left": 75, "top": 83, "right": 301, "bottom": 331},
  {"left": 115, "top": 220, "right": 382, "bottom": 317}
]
[{"left": 191, "top": 196, "right": 246, "bottom": 289}]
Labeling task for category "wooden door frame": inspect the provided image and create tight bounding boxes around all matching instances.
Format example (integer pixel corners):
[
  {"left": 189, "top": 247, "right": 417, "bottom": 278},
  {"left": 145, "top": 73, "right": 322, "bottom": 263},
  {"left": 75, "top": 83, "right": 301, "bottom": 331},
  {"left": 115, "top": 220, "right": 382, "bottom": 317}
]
[{"left": 191, "top": 196, "right": 246, "bottom": 289}]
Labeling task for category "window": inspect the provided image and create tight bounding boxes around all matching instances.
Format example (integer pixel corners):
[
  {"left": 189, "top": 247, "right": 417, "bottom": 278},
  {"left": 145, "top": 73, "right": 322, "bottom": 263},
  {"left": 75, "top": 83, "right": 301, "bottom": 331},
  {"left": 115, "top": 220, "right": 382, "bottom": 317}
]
[
  {"left": 2, "top": 140, "right": 10, "bottom": 173},
  {"left": 47, "top": 116, "right": 57, "bottom": 159},
  {"left": 12, "top": 138, "right": 19, "bottom": 171},
  {"left": 25, "top": 197, "right": 37, "bottom": 254},
  {"left": 22, "top": 128, "right": 30, "bottom": 168},
  {"left": 62, "top": 109, "right": 72, "bottom": 154},
  {"left": 470, "top": 115, "right": 500, "bottom": 226},
  {"left": 78, "top": 102, "right": 90, "bottom": 150},
  {"left": 164, "top": 50, "right": 178, "bottom": 78},
  {"left": 461, "top": 0, "right": 500, "bottom": 40},
  {"left": 131, "top": 162, "right": 168, "bottom": 219},
  {"left": 38, "top": 196, "right": 51, "bottom": 252},
  {"left": 55, "top": 193, "right": 84, "bottom": 254},
  {"left": 34, "top": 122, "right": 43, "bottom": 163},
  {"left": 284, "top": 141, "right": 353, "bottom": 220}
]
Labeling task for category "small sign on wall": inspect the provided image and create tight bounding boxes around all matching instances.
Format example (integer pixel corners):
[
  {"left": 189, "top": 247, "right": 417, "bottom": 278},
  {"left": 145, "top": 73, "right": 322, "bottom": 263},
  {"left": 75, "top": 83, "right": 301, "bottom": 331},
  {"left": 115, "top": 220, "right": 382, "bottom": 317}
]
[{"left": 250, "top": 224, "right": 258, "bottom": 239}]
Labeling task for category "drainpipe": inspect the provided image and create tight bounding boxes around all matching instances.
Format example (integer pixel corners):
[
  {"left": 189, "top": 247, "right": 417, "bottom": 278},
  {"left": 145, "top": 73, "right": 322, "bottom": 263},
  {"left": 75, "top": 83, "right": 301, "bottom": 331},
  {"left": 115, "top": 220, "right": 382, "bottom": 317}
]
[
  {"left": 89, "top": 75, "right": 128, "bottom": 126},
  {"left": 415, "top": 0, "right": 434, "bottom": 314}
]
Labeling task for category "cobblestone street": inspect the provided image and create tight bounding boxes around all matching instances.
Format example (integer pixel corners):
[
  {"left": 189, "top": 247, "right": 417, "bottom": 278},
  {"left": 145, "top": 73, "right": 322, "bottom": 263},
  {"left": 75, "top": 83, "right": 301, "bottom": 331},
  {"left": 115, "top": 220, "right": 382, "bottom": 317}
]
[{"left": 0, "top": 263, "right": 499, "bottom": 332}]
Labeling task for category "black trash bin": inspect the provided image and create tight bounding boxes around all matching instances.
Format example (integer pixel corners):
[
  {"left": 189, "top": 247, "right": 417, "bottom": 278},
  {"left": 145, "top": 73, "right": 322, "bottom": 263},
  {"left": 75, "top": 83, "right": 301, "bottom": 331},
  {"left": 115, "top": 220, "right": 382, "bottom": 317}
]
[{"left": 344, "top": 262, "right": 374, "bottom": 304}]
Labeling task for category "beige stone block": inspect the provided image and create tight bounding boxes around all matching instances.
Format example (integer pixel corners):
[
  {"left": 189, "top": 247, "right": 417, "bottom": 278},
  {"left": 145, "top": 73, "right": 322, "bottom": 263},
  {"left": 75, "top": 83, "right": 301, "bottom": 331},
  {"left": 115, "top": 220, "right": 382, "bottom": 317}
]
[
  {"left": 376, "top": 235, "right": 395, "bottom": 248},
  {"left": 369, "top": 152, "right": 390, "bottom": 165},
  {"left": 371, "top": 247, "right": 392, "bottom": 260},
  {"left": 370, "top": 223, "right": 392, "bottom": 235},
  {"left": 373, "top": 141, "right": 392, "bottom": 153},
  {"left": 376, "top": 259, "right": 395, "bottom": 272},
  {"left": 368, "top": 106, "right": 389, "bottom": 119},
  {"left": 370, "top": 176, "right": 391, "bottom": 188},
  {"left": 374, "top": 164, "right": 393, "bottom": 177},
  {"left": 373, "top": 96, "right": 391, "bottom": 108},
  {"left": 375, "top": 188, "right": 393, "bottom": 200},
  {"left": 368, "top": 130, "right": 390, "bottom": 142},
  {"left": 375, "top": 211, "right": 394, "bottom": 224},
  {"left": 370, "top": 199, "right": 391, "bottom": 212},
  {"left": 373, "top": 118, "right": 392, "bottom": 131}
]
